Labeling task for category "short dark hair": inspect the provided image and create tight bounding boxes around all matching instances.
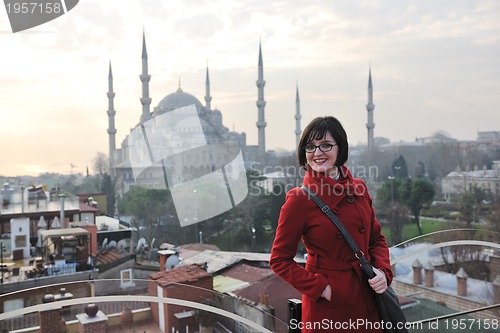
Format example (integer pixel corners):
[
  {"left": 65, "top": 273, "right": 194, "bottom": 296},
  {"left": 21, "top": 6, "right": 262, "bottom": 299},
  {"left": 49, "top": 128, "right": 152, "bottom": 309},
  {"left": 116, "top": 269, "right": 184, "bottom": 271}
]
[{"left": 297, "top": 116, "right": 349, "bottom": 168}]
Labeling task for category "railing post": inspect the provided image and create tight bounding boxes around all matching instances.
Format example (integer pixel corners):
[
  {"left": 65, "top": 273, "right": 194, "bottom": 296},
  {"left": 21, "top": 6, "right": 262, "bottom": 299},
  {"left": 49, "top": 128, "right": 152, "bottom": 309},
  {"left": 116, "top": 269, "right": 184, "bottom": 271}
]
[{"left": 288, "top": 298, "right": 302, "bottom": 333}]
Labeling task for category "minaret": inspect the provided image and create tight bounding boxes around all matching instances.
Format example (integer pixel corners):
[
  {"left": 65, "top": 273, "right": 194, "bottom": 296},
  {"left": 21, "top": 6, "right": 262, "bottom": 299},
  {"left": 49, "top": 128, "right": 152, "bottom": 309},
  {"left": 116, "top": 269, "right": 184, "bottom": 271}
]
[
  {"left": 366, "top": 67, "right": 375, "bottom": 150},
  {"left": 295, "top": 83, "right": 302, "bottom": 148},
  {"left": 256, "top": 41, "right": 267, "bottom": 157},
  {"left": 140, "top": 31, "right": 152, "bottom": 123},
  {"left": 107, "top": 61, "right": 117, "bottom": 168},
  {"left": 204, "top": 64, "right": 212, "bottom": 111}
]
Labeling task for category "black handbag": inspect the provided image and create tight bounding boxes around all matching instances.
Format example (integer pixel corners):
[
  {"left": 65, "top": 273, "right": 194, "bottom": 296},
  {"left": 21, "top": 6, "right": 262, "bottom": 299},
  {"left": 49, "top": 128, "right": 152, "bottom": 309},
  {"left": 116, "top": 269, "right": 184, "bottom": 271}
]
[{"left": 302, "top": 186, "right": 408, "bottom": 333}]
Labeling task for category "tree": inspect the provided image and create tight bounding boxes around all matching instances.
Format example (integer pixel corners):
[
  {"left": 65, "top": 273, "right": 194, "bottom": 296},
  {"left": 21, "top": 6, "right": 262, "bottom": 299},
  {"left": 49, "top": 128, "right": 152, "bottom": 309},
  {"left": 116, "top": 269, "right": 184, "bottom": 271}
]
[
  {"left": 93, "top": 152, "right": 109, "bottom": 175},
  {"left": 457, "top": 185, "right": 486, "bottom": 228},
  {"left": 90, "top": 152, "right": 109, "bottom": 192},
  {"left": 389, "top": 202, "right": 409, "bottom": 245},
  {"left": 400, "top": 178, "right": 435, "bottom": 235},
  {"left": 415, "top": 161, "right": 426, "bottom": 178},
  {"left": 391, "top": 155, "right": 408, "bottom": 178},
  {"left": 117, "top": 187, "right": 175, "bottom": 244},
  {"left": 376, "top": 178, "right": 407, "bottom": 245},
  {"left": 270, "top": 182, "right": 287, "bottom": 232},
  {"left": 486, "top": 201, "right": 500, "bottom": 232},
  {"left": 101, "top": 173, "right": 116, "bottom": 216}
]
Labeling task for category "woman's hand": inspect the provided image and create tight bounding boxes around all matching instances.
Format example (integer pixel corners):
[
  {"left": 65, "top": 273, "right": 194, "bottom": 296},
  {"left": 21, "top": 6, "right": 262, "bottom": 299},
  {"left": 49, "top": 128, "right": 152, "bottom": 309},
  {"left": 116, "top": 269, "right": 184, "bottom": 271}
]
[
  {"left": 321, "top": 284, "right": 332, "bottom": 301},
  {"left": 369, "top": 267, "right": 387, "bottom": 294}
]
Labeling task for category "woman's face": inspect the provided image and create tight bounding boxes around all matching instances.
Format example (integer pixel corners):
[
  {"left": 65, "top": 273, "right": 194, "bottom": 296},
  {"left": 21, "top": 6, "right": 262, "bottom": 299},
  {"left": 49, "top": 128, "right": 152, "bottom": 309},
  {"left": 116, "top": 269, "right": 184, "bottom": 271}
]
[{"left": 305, "top": 131, "right": 338, "bottom": 177}]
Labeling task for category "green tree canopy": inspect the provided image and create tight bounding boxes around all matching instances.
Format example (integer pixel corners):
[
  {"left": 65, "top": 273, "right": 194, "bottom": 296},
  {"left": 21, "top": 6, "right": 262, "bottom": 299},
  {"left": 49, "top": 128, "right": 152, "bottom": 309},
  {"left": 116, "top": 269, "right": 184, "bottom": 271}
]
[
  {"left": 392, "top": 155, "right": 409, "bottom": 178},
  {"left": 377, "top": 177, "right": 435, "bottom": 237},
  {"left": 117, "top": 186, "right": 175, "bottom": 243},
  {"left": 401, "top": 178, "right": 435, "bottom": 235}
]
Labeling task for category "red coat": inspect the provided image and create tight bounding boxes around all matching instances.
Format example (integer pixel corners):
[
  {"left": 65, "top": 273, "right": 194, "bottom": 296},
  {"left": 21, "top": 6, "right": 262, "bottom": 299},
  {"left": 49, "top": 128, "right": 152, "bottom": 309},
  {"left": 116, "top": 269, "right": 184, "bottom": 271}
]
[{"left": 270, "top": 166, "right": 392, "bottom": 332}]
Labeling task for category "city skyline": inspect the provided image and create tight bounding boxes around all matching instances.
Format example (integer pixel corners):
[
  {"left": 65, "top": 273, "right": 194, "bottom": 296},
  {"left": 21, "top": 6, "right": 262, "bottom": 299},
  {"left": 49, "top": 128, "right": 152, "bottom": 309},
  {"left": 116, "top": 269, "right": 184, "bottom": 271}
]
[{"left": 1, "top": 0, "right": 499, "bottom": 177}]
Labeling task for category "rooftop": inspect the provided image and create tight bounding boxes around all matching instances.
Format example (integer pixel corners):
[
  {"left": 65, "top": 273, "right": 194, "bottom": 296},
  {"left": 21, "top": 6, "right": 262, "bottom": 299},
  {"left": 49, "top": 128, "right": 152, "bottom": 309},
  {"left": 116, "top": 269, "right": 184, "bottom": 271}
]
[{"left": 149, "top": 263, "right": 211, "bottom": 287}]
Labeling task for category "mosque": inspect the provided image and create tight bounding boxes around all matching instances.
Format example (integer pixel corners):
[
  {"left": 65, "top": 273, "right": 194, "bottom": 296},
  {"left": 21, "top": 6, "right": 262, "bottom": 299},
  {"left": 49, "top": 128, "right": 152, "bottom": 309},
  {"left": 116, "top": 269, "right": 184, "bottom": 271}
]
[{"left": 106, "top": 33, "right": 375, "bottom": 196}]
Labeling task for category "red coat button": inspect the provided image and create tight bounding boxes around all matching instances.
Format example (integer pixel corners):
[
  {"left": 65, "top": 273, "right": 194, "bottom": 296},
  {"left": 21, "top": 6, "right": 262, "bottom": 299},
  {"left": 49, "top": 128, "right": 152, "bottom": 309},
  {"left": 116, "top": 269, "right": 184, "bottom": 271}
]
[
  {"left": 347, "top": 196, "right": 355, "bottom": 203},
  {"left": 359, "top": 226, "right": 366, "bottom": 233},
  {"left": 336, "top": 232, "right": 344, "bottom": 239}
]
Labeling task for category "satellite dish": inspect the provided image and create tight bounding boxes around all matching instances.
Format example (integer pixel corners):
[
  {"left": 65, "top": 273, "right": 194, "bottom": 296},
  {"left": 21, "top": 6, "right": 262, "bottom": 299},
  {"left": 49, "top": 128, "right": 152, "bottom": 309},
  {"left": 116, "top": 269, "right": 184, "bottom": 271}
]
[
  {"left": 102, "top": 238, "right": 108, "bottom": 249},
  {"left": 159, "top": 243, "right": 170, "bottom": 250},
  {"left": 38, "top": 216, "right": 47, "bottom": 228},
  {"left": 165, "top": 255, "right": 180, "bottom": 269},
  {"left": 51, "top": 216, "right": 60, "bottom": 229},
  {"left": 108, "top": 240, "right": 117, "bottom": 249},
  {"left": 136, "top": 237, "right": 147, "bottom": 252},
  {"left": 116, "top": 239, "right": 127, "bottom": 253}
]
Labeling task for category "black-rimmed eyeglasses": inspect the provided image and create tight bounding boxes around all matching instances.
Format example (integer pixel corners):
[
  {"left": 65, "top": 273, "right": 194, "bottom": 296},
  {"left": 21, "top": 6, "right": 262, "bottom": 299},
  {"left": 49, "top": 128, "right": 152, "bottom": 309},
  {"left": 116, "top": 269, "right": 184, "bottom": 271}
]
[{"left": 304, "top": 143, "right": 337, "bottom": 153}]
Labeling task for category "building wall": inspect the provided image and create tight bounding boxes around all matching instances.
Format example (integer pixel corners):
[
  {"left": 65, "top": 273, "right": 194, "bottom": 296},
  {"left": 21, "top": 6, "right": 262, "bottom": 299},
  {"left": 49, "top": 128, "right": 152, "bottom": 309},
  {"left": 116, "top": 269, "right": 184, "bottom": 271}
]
[
  {"left": 216, "top": 294, "right": 276, "bottom": 332},
  {"left": 441, "top": 161, "right": 500, "bottom": 198},
  {"left": 10, "top": 217, "right": 31, "bottom": 259},
  {"left": 148, "top": 277, "right": 213, "bottom": 332},
  {"left": 165, "top": 279, "right": 213, "bottom": 331},
  {"left": 490, "top": 255, "right": 500, "bottom": 282},
  {"left": 392, "top": 280, "right": 498, "bottom": 320},
  {"left": 0, "top": 270, "right": 98, "bottom": 296}
]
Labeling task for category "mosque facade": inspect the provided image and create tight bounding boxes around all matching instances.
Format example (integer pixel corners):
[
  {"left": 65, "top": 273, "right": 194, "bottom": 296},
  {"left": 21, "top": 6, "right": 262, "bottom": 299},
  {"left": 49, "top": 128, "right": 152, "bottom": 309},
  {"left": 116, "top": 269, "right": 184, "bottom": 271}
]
[{"left": 107, "top": 34, "right": 272, "bottom": 196}]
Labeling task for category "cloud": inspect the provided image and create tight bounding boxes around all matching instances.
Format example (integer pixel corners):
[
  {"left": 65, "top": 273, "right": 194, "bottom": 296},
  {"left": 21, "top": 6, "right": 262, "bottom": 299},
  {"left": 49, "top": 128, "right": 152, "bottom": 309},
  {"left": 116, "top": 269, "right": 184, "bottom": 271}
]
[{"left": 1, "top": 0, "right": 499, "bottom": 176}]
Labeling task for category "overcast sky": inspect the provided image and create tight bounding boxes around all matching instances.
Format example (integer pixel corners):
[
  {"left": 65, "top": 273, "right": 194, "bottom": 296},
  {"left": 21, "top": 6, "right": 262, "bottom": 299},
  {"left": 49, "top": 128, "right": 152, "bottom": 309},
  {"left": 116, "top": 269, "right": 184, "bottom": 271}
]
[{"left": 0, "top": 0, "right": 499, "bottom": 177}]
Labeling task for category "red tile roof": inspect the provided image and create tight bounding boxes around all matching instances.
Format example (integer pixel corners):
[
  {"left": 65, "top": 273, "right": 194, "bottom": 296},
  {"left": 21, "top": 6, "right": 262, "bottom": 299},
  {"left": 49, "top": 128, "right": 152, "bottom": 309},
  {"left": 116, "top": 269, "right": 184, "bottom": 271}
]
[
  {"left": 96, "top": 249, "right": 126, "bottom": 265},
  {"left": 233, "top": 273, "right": 301, "bottom": 324},
  {"left": 150, "top": 264, "right": 211, "bottom": 287},
  {"left": 221, "top": 263, "right": 274, "bottom": 284}
]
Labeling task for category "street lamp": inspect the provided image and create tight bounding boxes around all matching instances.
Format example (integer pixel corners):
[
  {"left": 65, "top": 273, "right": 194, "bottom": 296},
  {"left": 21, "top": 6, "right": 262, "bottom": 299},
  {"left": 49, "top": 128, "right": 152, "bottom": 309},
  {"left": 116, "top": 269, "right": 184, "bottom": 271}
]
[
  {"left": 472, "top": 205, "right": 476, "bottom": 223},
  {"left": 1, "top": 241, "right": 6, "bottom": 285},
  {"left": 387, "top": 176, "right": 396, "bottom": 230},
  {"left": 59, "top": 193, "right": 66, "bottom": 229},
  {"left": 388, "top": 176, "right": 395, "bottom": 204},
  {"left": 193, "top": 189, "right": 198, "bottom": 243},
  {"left": 251, "top": 226, "right": 256, "bottom": 252},
  {"left": 20, "top": 182, "right": 25, "bottom": 213}
]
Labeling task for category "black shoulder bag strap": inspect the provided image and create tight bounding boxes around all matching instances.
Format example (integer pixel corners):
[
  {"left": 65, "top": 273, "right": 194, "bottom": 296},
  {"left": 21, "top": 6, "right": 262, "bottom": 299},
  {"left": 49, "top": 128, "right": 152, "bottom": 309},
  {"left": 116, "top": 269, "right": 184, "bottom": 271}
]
[
  {"left": 301, "top": 185, "right": 376, "bottom": 279},
  {"left": 302, "top": 185, "right": 409, "bottom": 333}
]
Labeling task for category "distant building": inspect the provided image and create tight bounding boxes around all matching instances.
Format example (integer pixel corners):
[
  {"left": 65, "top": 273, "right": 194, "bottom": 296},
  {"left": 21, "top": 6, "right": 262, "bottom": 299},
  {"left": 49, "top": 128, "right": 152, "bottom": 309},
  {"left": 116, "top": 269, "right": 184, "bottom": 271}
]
[
  {"left": 441, "top": 160, "right": 500, "bottom": 200},
  {"left": 477, "top": 130, "right": 500, "bottom": 141},
  {"left": 0, "top": 183, "right": 81, "bottom": 240}
]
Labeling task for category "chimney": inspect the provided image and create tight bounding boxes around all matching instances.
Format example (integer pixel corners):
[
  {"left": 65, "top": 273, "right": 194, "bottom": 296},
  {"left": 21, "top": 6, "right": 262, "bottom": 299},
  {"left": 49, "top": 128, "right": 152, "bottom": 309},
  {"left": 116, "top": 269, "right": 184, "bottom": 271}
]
[
  {"left": 76, "top": 304, "right": 108, "bottom": 333},
  {"left": 424, "top": 261, "right": 434, "bottom": 288},
  {"left": 456, "top": 267, "right": 468, "bottom": 296},
  {"left": 39, "top": 294, "right": 64, "bottom": 333},
  {"left": 412, "top": 259, "right": 423, "bottom": 284},
  {"left": 159, "top": 252, "right": 167, "bottom": 272}
]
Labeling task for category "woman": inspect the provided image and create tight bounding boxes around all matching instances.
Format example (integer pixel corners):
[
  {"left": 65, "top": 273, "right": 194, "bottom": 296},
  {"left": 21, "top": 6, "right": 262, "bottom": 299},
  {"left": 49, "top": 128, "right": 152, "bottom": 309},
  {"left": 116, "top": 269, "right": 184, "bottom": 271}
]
[{"left": 270, "top": 116, "right": 392, "bottom": 332}]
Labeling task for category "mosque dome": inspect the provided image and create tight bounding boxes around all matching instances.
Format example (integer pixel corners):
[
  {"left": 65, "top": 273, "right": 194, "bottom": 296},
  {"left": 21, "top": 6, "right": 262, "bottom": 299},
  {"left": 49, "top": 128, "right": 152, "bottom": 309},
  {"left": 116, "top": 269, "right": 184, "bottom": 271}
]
[{"left": 156, "top": 86, "right": 203, "bottom": 113}]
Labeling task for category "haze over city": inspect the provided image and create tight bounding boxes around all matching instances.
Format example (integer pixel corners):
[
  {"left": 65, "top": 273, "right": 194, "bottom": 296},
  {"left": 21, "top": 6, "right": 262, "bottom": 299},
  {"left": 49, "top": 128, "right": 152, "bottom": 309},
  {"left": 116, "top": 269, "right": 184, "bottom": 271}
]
[{"left": 0, "top": 0, "right": 499, "bottom": 177}]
